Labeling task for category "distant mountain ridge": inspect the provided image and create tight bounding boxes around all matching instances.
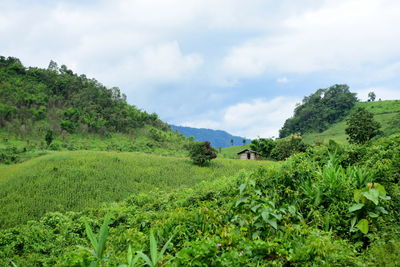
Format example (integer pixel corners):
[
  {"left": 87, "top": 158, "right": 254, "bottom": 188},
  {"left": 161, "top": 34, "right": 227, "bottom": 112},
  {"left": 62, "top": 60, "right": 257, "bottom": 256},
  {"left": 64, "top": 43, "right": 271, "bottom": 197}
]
[{"left": 171, "top": 125, "right": 251, "bottom": 148}]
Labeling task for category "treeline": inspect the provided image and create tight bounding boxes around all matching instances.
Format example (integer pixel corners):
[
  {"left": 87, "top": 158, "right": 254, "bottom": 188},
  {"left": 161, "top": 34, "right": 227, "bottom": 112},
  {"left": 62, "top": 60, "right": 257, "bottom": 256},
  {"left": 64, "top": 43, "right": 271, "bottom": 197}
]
[
  {"left": 0, "top": 56, "right": 167, "bottom": 136},
  {"left": 279, "top": 84, "right": 358, "bottom": 138}
]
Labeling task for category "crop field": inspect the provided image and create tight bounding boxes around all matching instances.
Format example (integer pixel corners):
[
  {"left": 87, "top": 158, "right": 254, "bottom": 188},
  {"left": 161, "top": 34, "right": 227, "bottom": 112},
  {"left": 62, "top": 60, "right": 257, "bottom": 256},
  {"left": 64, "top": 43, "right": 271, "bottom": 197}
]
[
  {"left": 0, "top": 151, "right": 273, "bottom": 228},
  {"left": 1, "top": 135, "right": 399, "bottom": 266}
]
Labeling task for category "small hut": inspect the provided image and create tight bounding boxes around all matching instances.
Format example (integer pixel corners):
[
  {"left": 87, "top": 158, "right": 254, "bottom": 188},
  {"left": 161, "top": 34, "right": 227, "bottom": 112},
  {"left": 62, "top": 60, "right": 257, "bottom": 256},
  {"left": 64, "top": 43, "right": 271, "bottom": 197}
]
[{"left": 237, "top": 149, "right": 258, "bottom": 160}]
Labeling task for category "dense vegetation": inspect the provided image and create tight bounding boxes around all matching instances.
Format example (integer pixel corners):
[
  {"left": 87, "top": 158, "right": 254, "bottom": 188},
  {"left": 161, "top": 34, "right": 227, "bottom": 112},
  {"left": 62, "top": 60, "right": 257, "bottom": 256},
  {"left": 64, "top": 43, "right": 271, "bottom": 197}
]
[
  {"left": 0, "top": 151, "right": 270, "bottom": 228},
  {"left": 345, "top": 107, "right": 382, "bottom": 144},
  {"left": 0, "top": 56, "right": 166, "bottom": 134},
  {"left": 249, "top": 135, "right": 309, "bottom": 161},
  {"left": 1, "top": 134, "right": 399, "bottom": 265},
  {"left": 302, "top": 100, "right": 400, "bottom": 144},
  {"left": 1, "top": 56, "right": 399, "bottom": 265},
  {"left": 0, "top": 56, "right": 192, "bottom": 162},
  {"left": 279, "top": 84, "right": 357, "bottom": 138},
  {"left": 188, "top": 141, "right": 217, "bottom": 166}
]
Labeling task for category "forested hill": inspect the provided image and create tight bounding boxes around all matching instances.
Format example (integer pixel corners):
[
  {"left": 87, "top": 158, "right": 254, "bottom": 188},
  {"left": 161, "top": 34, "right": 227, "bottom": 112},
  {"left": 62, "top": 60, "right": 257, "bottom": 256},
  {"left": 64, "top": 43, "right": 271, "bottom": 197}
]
[
  {"left": 0, "top": 56, "right": 168, "bottom": 134},
  {"left": 279, "top": 84, "right": 358, "bottom": 138},
  {"left": 0, "top": 56, "right": 192, "bottom": 159},
  {"left": 171, "top": 125, "right": 251, "bottom": 148}
]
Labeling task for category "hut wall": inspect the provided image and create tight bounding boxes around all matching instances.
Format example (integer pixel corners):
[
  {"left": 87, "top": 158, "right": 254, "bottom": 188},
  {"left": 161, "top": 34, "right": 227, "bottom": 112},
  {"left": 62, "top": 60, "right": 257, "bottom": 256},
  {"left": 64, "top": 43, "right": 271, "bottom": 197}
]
[{"left": 239, "top": 153, "right": 248, "bottom": 160}]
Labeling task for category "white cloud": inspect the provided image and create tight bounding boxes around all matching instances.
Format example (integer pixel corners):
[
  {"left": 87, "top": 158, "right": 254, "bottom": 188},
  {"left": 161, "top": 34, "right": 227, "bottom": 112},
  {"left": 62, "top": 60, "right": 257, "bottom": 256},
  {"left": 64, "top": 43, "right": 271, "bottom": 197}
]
[
  {"left": 277, "top": 77, "right": 289, "bottom": 83},
  {"left": 183, "top": 97, "right": 299, "bottom": 139},
  {"left": 355, "top": 87, "right": 400, "bottom": 101},
  {"left": 221, "top": 0, "right": 400, "bottom": 77}
]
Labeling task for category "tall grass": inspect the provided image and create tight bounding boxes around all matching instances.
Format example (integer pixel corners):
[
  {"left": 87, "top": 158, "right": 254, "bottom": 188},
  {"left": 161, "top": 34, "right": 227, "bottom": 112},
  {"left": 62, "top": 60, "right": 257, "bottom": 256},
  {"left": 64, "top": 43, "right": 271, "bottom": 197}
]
[{"left": 0, "top": 151, "right": 273, "bottom": 228}]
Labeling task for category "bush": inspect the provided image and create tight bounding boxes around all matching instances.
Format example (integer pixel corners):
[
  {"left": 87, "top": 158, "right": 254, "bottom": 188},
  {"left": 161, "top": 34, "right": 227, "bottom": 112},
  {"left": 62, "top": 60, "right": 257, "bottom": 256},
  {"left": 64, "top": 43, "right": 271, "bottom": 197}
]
[
  {"left": 189, "top": 141, "right": 217, "bottom": 166},
  {"left": 270, "top": 134, "right": 308, "bottom": 160}
]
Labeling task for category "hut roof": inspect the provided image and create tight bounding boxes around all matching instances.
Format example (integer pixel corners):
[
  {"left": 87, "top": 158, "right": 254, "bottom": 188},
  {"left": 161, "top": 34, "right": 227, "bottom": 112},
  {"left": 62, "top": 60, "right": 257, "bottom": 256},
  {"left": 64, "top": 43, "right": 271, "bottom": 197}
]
[{"left": 237, "top": 149, "right": 258, "bottom": 155}]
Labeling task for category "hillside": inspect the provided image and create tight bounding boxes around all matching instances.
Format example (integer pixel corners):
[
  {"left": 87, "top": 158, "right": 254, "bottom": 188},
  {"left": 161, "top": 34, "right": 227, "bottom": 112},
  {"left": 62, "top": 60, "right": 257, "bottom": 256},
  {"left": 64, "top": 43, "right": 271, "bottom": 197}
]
[
  {"left": 219, "top": 144, "right": 251, "bottom": 159},
  {"left": 303, "top": 100, "right": 400, "bottom": 144},
  {"left": 171, "top": 125, "right": 251, "bottom": 148},
  {"left": 0, "top": 56, "right": 191, "bottom": 163},
  {"left": 0, "top": 151, "right": 271, "bottom": 228},
  {"left": 1, "top": 135, "right": 399, "bottom": 265},
  {"left": 279, "top": 84, "right": 357, "bottom": 138}
]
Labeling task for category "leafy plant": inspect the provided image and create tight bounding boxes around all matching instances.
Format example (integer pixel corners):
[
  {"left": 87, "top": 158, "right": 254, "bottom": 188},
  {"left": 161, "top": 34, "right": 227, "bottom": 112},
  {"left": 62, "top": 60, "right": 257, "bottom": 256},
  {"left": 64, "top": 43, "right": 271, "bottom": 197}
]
[
  {"left": 233, "top": 177, "right": 289, "bottom": 239},
  {"left": 349, "top": 183, "right": 391, "bottom": 234},
  {"left": 345, "top": 107, "right": 382, "bottom": 144},
  {"left": 135, "top": 230, "right": 174, "bottom": 266},
  {"left": 78, "top": 213, "right": 112, "bottom": 266},
  {"left": 119, "top": 245, "right": 139, "bottom": 267},
  {"left": 189, "top": 141, "right": 217, "bottom": 166}
]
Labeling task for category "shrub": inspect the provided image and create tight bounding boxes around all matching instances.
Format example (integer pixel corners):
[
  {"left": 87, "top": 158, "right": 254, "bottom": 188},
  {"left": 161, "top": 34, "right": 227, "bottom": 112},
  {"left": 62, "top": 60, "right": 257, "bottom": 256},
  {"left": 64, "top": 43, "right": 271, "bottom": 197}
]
[
  {"left": 189, "top": 141, "right": 217, "bottom": 166},
  {"left": 270, "top": 134, "right": 308, "bottom": 160}
]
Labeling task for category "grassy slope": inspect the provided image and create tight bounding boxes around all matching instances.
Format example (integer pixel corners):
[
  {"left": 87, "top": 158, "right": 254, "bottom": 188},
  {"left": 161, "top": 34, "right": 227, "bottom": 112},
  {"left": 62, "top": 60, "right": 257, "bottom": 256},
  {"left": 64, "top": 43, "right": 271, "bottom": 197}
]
[
  {"left": 303, "top": 100, "right": 400, "bottom": 144},
  {"left": 0, "top": 151, "right": 273, "bottom": 227},
  {"left": 218, "top": 144, "right": 251, "bottom": 159}
]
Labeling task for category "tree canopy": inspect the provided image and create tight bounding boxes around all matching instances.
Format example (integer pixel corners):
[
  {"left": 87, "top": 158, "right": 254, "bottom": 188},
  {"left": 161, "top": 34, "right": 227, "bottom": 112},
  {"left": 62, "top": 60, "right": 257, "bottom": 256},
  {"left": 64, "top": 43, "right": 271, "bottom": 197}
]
[
  {"left": 0, "top": 56, "right": 167, "bottom": 135},
  {"left": 345, "top": 107, "right": 382, "bottom": 144},
  {"left": 188, "top": 141, "right": 217, "bottom": 166},
  {"left": 279, "top": 84, "right": 358, "bottom": 138}
]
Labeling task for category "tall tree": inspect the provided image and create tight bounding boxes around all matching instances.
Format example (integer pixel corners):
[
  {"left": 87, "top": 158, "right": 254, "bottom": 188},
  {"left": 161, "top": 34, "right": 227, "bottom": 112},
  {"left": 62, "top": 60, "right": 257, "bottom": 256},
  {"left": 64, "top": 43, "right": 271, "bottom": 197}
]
[
  {"left": 345, "top": 107, "right": 382, "bottom": 144},
  {"left": 368, "top": 92, "right": 376, "bottom": 102},
  {"left": 279, "top": 84, "right": 358, "bottom": 138}
]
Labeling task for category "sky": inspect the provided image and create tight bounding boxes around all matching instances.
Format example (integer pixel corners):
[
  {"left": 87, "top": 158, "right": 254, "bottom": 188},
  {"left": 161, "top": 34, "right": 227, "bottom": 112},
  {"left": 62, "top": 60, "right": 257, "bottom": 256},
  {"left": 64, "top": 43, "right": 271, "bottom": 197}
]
[{"left": 1, "top": 0, "right": 400, "bottom": 139}]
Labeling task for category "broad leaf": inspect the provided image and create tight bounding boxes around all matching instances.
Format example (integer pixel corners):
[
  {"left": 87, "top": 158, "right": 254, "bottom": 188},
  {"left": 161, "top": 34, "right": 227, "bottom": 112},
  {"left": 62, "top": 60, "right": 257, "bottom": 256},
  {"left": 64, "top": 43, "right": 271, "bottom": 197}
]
[
  {"left": 239, "top": 183, "right": 246, "bottom": 194},
  {"left": 349, "top": 203, "right": 364, "bottom": 212},
  {"left": 374, "top": 183, "right": 386, "bottom": 196},
  {"left": 353, "top": 189, "right": 363, "bottom": 203},
  {"left": 362, "top": 188, "right": 380, "bottom": 205},
  {"left": 266, "top": 218, "right": 278, "bottom": 229},
  {"left": 367, "top": 212, "right": 379, "bottom": 218},
  {"left": 357, "top": 219, "right": 369, "bottom": 234}
]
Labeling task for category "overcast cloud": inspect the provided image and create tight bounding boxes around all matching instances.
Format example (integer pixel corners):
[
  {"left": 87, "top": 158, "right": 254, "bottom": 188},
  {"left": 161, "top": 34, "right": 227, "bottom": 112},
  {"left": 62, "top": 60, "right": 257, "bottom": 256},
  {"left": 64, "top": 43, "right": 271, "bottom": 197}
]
[{"left": 1, "top": 0, "right": 399, "bottom": 138}]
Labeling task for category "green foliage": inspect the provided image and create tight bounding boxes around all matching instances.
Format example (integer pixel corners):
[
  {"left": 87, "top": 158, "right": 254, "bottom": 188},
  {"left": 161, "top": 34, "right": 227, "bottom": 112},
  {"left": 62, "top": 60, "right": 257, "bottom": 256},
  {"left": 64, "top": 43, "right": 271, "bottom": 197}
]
[
  {"left": 78, "top": 213, "right": 112, "bottom": 266},
  {"left": 270, "top": 134, "right": 308, "bottom": 160},
  {"left": 349, "top": 183, "right": 390, "bottom": 234},
  {"left": 135, "top": 230, "right": 174, "bottom": 267},
  {"left": 189, "top": 141, "right": 217, "bottom": 166},
  {"left": 280, "top": 84, "right": 357, "bottom": 138},
  {"left": 0, "top": 135, "right": 399, "bottom": 266},
  {"left": 250, "top": 138, "right": 276, "bottom": 158},
  {"left": 0, "top": 151, "right": 268, "bottom": 227},
  {"left": 345, "top": 107, "right": 382, "bottom": 144},
  {"left": 45, "top": 129, "right": 54, "bottom": 146},
  {"left": 368, "top": 91, "right": 376, "bottom": 102},
  {"left": 0, "top": 55, "right": 172, "bottom": 138},
  {"left": 302, "top": 100, "right": 400, "bottom": 144}
]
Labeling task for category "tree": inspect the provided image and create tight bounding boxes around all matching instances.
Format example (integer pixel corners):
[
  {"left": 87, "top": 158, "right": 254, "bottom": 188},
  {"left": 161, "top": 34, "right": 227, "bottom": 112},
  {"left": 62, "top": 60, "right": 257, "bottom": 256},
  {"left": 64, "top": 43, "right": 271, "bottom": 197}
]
[
  {"left": 250, "top": 138, "right": 276, "bottom": 158},
  {"left": 345, "top": 107, "right": 382, "bottom": 144},
  {"left": 270, "top": 134, "right": 308, "bottom": 161},
  {"left": 279, "top": 84, "right": 358, "bottom": 138},
  {"left": 368, "top": 92, "right": 376, "bottom": 102},
  {"left": 45, "top": 130, "right": 54, "bottom": 146},
  {"left": 242, "top": 139, "right": 246, "bottom": 145},
  {"left": 189, "top": 141, "right": 217, "bottom": 166},
  {"left": 230, "top": 139, "right": 234, "bottom": 146}
]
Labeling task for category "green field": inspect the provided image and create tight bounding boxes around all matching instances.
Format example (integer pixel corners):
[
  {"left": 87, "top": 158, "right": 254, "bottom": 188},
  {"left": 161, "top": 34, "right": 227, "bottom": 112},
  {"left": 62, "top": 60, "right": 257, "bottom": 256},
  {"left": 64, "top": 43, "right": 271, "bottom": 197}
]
[
  {"left": 219, "top": 144, "right": 251, "bottom": 159},
  {"left": 303, "top": 100, "right": 400, "bottom": 144},
  {"left": 0, "top": 151, "right": 273, "bottom": 228}
]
